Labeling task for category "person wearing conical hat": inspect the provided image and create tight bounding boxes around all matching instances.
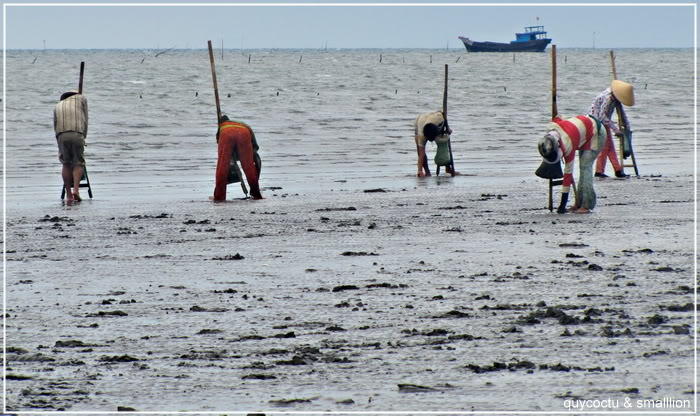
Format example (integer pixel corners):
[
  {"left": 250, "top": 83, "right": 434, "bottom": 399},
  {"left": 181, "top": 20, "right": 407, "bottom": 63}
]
[{"left": 588, "top": 80, "right": 635, "bottom": 178}]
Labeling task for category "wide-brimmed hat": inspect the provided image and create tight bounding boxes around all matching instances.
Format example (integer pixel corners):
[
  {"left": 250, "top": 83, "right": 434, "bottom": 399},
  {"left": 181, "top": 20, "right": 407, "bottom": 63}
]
[
  {"left": 611, "top": 80, "right": 634, "bottom": 107},
  {"left": 538, "top": 134, "right": 561, "bottom": 164}
]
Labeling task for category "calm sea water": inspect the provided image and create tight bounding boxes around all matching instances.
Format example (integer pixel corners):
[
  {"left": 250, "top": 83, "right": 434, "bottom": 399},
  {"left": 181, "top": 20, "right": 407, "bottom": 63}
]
[{"left": 4, "top": 48, "right": 695, "bottom": 204}]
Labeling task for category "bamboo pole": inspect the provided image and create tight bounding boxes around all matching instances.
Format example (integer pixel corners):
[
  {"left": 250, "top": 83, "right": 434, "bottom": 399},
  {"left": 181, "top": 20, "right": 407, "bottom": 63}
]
[
  {"left": 551, "top": 45, "right": 557, "bottom": 119},
  {"left": 207, "top": 40, "right": 222, "bottom": 123},
  {"left": 609, "top": 50, "right": 638, "bottom": 176},
  {"left": 444, "top": 64, "right": 455, "bottom": 176},
  {"left": 78, "top": 62, "right": 85, "bottom": 94},
  {"left": 208, "top": 40, "right": 249, "bottom": 197}
]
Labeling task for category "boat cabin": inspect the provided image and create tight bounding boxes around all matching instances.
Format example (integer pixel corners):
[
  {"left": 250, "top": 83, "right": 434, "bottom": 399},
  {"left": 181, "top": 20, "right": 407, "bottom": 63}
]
[{"left": 513, "top": 26, "right": 549, "bottom": 43}]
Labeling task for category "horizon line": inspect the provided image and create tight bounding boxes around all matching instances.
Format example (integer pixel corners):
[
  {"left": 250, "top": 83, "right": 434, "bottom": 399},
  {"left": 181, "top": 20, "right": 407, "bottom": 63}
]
[{"left": 6, "top": 46, "right": 695, "bottom": 50}]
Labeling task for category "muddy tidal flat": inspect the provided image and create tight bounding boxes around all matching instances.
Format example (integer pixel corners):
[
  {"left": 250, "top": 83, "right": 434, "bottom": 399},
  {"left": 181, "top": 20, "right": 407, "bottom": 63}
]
[{"left": 6, "top": 174, "right": 695, "bottom": 412}]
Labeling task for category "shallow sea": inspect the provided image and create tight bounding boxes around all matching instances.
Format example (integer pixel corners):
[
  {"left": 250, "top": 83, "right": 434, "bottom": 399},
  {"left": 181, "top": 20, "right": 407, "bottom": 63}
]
[{"left": 4, "top": 48, "right": 695, "bottom": 206}]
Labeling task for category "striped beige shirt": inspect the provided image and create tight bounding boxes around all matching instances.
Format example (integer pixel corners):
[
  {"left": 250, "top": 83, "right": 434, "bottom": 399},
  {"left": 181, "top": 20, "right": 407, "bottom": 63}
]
[{"left": 54, "top": 94, "right": 88, "bottom": 138}]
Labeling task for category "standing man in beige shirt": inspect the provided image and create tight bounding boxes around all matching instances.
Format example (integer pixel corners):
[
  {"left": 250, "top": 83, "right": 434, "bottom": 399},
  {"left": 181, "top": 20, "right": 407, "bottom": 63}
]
[{"left": 54, "top": 91, "right": 88, "bottom": 201}]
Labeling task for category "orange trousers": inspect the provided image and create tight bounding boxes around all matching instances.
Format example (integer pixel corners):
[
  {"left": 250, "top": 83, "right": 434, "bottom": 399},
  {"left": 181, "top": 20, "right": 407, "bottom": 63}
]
[
  {"left": 213, "top": 128, "right": 262, "bottom": 201},
  {"left": 595, "top": 126, "right": 622, "bottom": 174}
]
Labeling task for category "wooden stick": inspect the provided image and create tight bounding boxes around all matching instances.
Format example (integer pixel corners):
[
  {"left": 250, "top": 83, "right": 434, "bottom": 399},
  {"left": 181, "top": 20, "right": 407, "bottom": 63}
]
[
  {"left": 207, "top": 40, "right": 222, "bottom": 123},
  {"left": 208, "top": 40, "right": 248, "bottom": 197},
  {"left": 549, "top": 45, "right": 557, "bottom": 210},
  {"left": 443, "top": 64, "right": 455, "bottom": 176},
  {"left": 551, "top": 45, "right": 557, "bottom": 119},
  {"left": 609, "top": 50, "right": 638, "bottom": 176},
  {"left": 78, "top": 62, "right": 85, "bottom": 94},
  {"left": 443, "top": 64, "right": 448, "bottom": 118},
  {"left": 609, "top": 50, "right": 617, "bottom": 79}
]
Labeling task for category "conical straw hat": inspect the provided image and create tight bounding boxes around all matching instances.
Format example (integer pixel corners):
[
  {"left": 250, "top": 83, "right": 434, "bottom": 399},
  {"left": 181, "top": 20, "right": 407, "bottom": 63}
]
[{"left": 611, "top": 80, "right": 635, "bottom": 106}]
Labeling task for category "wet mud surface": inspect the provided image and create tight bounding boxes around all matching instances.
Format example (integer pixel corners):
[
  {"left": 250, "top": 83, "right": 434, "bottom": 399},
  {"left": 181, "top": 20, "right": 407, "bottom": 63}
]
[{"left": 5, "top": 175, "right": 695, "bottom": 412}]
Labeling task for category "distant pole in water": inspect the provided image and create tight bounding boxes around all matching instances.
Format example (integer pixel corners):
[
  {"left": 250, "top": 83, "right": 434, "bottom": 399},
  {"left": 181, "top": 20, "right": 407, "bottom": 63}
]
[
  {"left": 140, "top": 57, "right": 146, "bottom": 64},
  {"left": 592, "top": 32, "right": 596, "bottom": 49},
  {"left": 196, "top": 92, "right": 198, "bottom": 97},
  {"left": 43, "top": 40, "right": 46, "bottom": 50},
  {"left": 32, "top": 56, "right": 37, "bottom": 64},
  {"left": 395, "top": 89, "right": 397, "bottom": 94},
  {"left": 513, "top": 53, "right": 515, "bottom": 63},
  {"left": 380, "top": 54, "right": 382, "bottom": 63},
  {"left": 565, "top": 55, "right": 567, "bottom": 63},
  {"left": 609, "top": 50, "right": 618, "bottom": 79},
  {"left": 299, "top": 55, "right": 303, "bottom": 63},
  {"left": 644, "top": 83, "right": 648, "bottom": 90},
  {"left": 430, "top": 55, "right": 432, "bottom": 64},
  {"left": 456, "top": 56, "right": 460, "bottom": 63},
  {"left": 221, "top": 39, "right": 224, "bottom": 60},
  {"left": 503, "top": 86, "right": 507, "bottom": 92},
  {"left": 248, "top": 54, "right": 251, "bottom": 64},
  {"left": 402, "top": 56, "right": 405, "bottom": 63}
]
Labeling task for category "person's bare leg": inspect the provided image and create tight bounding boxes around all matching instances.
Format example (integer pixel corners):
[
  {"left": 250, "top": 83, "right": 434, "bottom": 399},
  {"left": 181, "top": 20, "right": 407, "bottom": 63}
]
[
  {"left": 62, "top": 164, "right": 74, "bottom": 201},
  {"left": 72, "top": 166, "right": 83, "bottom": 201}
]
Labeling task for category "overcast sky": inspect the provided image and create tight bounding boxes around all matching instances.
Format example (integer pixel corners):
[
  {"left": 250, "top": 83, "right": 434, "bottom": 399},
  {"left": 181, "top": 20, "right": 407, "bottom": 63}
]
[{"left": 3, "top": 1, "right": 696, "bottom": 49}]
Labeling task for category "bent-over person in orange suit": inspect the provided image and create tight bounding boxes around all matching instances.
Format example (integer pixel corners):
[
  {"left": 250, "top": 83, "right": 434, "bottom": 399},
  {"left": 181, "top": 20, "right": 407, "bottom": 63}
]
[{"left": 213, "top": 115, "right": 262, "bottom": 201}]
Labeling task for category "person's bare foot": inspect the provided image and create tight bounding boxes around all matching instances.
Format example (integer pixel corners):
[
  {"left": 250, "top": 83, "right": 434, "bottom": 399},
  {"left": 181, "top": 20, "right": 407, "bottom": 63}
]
[
  {"left": 573, "top": 207, "right": 591, "bottom": 214},
  {"left": 72, "top": 193, "right": 82, "bottom": 201}
]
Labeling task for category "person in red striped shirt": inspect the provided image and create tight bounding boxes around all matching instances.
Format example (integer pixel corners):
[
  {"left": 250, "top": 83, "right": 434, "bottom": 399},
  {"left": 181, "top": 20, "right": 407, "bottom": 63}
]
[{"left": 538, "top": 115, "right": 606, "bottom": 214}]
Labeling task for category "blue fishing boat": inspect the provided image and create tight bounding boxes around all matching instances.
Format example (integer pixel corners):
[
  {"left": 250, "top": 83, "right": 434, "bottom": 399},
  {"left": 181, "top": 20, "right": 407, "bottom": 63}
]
[{"left": 459, "top": 26, "right": 552, "bottom": 52}]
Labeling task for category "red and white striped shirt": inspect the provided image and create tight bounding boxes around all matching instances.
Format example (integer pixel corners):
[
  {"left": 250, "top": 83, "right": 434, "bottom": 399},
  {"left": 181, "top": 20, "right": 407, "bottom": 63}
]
[{"left": 547, "top": 115, "right": 601, "bottom": 192}]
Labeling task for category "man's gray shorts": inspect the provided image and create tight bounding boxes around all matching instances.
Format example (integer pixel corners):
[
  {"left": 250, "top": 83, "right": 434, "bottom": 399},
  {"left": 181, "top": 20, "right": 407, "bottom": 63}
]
[{"left": 57, "top": 131, "right": 85, "bottom": 167}]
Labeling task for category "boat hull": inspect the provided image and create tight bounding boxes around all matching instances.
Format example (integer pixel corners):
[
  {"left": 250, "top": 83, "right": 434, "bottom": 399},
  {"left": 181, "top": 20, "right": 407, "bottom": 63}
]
[{"left": 458, "top": 37, "right": 551, "bottom": 52}]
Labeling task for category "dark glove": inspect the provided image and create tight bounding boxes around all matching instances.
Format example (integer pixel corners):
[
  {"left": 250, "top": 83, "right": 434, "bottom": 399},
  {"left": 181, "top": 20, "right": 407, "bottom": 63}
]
[
  {"left": 216, "top": 129, "right": 220, "bottom": 144},
  {"left": 557, "top": 192, "right": 569, "bottom": 214}
]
